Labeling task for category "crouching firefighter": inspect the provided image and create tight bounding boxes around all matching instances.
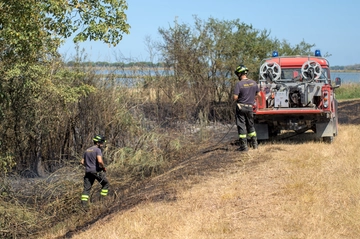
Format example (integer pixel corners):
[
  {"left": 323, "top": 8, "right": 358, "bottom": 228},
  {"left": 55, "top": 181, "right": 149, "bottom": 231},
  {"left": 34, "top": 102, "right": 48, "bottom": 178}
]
[
  {"left": 80, "top": 135, "right": 109, "bottom": 207},
  {"left": 233, "top": 65, "right": 261, "bottom": 151}
]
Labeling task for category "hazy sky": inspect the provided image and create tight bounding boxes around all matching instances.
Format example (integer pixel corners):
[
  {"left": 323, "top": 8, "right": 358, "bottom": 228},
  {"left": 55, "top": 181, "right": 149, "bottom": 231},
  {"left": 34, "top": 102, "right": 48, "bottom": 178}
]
[{"left": 59, "top": 0, "right": 360, "bottom": 66}]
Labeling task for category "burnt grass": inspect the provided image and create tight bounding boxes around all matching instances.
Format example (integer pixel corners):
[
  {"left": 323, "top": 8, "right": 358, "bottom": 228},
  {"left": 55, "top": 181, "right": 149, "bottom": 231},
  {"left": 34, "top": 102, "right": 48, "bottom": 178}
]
[
  {"left": 60, "top": 100, "right": 360, "bottom": 238},
  {"left": 5, "top": 99, "right": 360, "bottom": 239},
  {"left": 61, "top": 141, "right": 237, "bottom": 238}
]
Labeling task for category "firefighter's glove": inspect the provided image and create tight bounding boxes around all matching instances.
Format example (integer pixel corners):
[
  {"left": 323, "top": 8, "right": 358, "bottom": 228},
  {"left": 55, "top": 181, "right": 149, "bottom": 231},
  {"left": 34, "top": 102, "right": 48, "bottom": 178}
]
[{"left": 102, "top": 167, "right": 106, "bottom": 172}]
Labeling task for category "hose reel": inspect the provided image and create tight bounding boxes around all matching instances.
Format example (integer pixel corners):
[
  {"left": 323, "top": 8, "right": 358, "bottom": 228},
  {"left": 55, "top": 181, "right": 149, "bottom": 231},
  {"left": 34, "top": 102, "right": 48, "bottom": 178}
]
[
  {"left": 259, "top": 62, "right": 281, "bottom": 83},
  {"left": 301, "top": 61, "right": 322, "bottom": 82}
]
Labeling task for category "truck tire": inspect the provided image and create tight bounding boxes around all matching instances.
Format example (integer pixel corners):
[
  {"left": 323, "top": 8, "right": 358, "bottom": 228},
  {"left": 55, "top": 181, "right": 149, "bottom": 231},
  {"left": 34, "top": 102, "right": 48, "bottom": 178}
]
[{"left": 323, "top": 136, "right": 333, "bottom": 143}]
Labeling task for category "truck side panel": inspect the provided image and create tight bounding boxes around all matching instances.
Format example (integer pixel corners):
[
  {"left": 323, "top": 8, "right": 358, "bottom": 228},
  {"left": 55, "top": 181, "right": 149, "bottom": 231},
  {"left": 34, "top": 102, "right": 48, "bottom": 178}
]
[
  {"left": 315, "top": 119, "right": 336, "bottom": 138},
  {"left": 254, "top": 124, "right": 269, "bottom": 140}
]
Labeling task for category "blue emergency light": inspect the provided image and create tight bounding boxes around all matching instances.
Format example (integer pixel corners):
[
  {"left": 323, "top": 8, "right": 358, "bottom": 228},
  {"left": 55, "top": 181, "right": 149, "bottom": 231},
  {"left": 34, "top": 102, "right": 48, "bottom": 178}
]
[
  {"left": 315, "top": 49, "right": 321, "bottom": 57},
  {"left": 272, "top": 51, "right": 279, "bottom": 57}
]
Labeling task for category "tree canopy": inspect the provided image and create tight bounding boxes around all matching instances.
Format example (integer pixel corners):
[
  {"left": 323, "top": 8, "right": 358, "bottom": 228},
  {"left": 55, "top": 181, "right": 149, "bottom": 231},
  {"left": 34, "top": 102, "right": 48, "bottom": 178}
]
[
  {"left": 156, "top": 17, "right": 314, "bottom": 104},
  {"left": 0, "top": 0, "right": 130, "bottom": 63},
  {"left": 0, "top": 0, "right": 130, "bottom": 175}
]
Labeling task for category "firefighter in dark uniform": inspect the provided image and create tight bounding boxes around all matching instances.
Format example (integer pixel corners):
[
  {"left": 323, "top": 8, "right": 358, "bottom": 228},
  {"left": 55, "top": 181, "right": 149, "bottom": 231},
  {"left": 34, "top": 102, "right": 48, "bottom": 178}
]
[
  {"left": 80, "top": 135, "right": 109, "bottom": 207},
  {"left": 233, "top": 65, "right": 261, "bottom": 151}
]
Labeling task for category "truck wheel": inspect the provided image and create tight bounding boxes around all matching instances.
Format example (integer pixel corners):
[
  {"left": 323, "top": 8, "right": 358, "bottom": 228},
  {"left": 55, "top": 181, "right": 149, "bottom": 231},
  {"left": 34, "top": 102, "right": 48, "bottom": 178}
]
[
  {"left": 334, "top": 100, "right": 339, "bottom": 136},
  {"left": 311, "top": 125, "right": 317, "bottom": 133},
  {"left": 295, "top": 127, "right": 309, "bottom": 134},
  {"left": 268, "top": 127, "right": 280, "bottom": 137},
  {"left": 323, "top": 136, "right": 333, "bottom": 144}
]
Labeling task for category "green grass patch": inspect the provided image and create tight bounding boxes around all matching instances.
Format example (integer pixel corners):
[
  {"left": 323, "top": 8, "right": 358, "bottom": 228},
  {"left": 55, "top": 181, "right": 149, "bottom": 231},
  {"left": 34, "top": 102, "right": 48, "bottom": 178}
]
[{"left": 335, "top": 83, "right": 360, "bottom": 100}]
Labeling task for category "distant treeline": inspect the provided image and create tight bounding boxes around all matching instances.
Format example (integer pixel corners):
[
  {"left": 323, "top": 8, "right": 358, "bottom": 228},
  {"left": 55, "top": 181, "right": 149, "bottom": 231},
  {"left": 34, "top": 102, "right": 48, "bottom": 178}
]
[
  {"left": 65, "top": 61, "right": 360, "bottom": 71},
  {"left": 331, "top": 64, "right": 360, "bottom": 71},
  {"left": 65, "top": 61, "right": 165, "bottom": 68}
]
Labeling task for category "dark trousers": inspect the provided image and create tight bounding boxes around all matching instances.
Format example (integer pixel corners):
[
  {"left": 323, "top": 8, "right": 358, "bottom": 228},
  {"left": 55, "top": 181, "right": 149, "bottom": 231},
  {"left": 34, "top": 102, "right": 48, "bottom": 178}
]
[
  {"left": 235, "top": 104, "right": 255, "bottom": 137},
  {"left": 82, "top": 172, "right": 109, "bottom": 198}
]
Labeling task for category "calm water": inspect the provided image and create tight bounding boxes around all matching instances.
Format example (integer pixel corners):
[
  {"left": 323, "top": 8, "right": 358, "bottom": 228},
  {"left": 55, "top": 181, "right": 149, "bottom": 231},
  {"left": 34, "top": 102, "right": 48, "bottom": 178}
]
[
  {"left": 96, "top": 69, "right": 360, "bottom": 84},
  {"left": 331, "top": 72, "right": 360, "bottom": 83}
]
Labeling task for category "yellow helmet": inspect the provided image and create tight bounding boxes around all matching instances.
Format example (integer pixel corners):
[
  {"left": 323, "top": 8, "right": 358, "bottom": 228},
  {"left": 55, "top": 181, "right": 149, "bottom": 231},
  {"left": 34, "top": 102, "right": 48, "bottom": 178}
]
[
  {"left": 234, "top": 64, "right": 249, "bottom": 75},
  {"left": 93, "top": 135, "right": 106, "bottom": 144}
]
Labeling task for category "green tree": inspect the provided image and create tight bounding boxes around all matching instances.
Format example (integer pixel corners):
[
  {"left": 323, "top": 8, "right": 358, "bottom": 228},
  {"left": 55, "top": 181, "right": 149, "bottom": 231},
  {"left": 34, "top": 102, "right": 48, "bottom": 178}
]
[
  {"left": 154, "top": 17, "right": 315, "bottom": 123},
  {"left": 275, "top": 39, "right": 314, "bottom": 56},
  {"left": 155, "top": 17, "right": 274, "bottom": 121},
  {"left": 0, "top": 0, "right": 130, "bottom": 174},
  {"left": 0, "top": 0, "right": 130, "bottom": 61}
]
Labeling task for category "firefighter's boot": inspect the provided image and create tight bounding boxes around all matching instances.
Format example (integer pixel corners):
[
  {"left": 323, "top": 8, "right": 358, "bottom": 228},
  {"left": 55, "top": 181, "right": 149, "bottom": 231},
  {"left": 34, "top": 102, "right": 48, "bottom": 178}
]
[
  {"left": 81, "top": 194, "right": 89, "bottom": 210},
  {"left": 81, "top": 200, "right": 88, "bottom": 207},
  {"left": 81, "top": 200, "right": 89, "bottom": 212},
  {"left": 237, "top": 138, "right": 248, "bottom": 152},
  {"left": 251, "top": 136, "right": 258, "bottom": 149}
]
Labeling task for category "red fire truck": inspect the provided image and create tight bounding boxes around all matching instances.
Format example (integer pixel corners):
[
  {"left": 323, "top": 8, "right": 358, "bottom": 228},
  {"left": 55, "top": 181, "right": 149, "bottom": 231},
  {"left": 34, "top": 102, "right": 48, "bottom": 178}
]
[{"left": 254, "top": 50, "right": 341, "bottom": 143}]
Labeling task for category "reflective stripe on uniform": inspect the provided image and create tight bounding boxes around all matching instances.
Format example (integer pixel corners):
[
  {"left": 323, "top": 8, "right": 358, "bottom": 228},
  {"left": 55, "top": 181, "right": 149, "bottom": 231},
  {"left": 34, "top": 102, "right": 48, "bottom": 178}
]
[
  {"left": 239, "top": 134, "right": 247, "bottom": 139},
  {"left": 100, "top": 189, "right": 108, "bottom": 196},
  {"left": 81, "top": 194, "right": 89, "bottom": 201},
  {"left": 248, "top": 131, "right": 257, "bottom": 137}
]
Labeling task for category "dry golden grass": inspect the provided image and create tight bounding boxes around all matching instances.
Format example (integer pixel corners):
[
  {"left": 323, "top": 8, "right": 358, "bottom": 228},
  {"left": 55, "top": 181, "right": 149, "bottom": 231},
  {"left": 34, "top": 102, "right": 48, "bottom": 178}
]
[{"left": 62, "top": 124, "right": 360, "bottom": 239}]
